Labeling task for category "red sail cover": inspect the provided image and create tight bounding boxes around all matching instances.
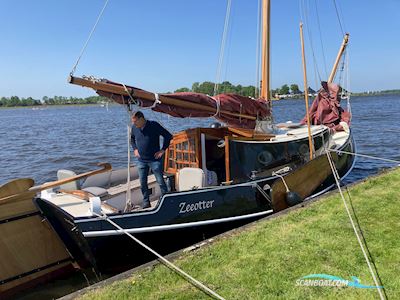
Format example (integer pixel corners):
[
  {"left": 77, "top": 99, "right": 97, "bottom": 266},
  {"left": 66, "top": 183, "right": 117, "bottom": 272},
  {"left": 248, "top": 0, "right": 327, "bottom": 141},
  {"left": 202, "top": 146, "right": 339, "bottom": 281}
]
[
  {"left": 301, "top": 81, "right": 351, "bottom": 132},
  {"left": 97, "top": 81, "right": 270, "bottom": 129}
]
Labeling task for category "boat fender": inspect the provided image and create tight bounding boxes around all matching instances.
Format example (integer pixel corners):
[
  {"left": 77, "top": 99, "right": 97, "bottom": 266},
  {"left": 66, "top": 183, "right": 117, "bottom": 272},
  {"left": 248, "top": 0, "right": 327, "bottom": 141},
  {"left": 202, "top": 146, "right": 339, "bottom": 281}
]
[
  {"left": 89, "top": 196, "right": 102, "bottom": 215},
  {"left": 285, "top": 191, "right": 303, "bottom": 207}
]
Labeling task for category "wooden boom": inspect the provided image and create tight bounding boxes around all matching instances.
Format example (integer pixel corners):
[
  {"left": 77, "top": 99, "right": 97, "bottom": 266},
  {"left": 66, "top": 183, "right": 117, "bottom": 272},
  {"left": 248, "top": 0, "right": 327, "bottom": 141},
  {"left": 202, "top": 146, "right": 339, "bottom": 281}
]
[{"left": 68, "top": 76, "right": 257, "bottom": 121}]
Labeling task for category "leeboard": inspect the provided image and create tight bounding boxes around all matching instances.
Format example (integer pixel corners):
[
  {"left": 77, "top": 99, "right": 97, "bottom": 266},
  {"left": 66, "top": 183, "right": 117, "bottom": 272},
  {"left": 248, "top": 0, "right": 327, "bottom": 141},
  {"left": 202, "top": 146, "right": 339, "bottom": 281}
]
[{"left": 271, "top": 153, "right": 338, "bottom": 212}]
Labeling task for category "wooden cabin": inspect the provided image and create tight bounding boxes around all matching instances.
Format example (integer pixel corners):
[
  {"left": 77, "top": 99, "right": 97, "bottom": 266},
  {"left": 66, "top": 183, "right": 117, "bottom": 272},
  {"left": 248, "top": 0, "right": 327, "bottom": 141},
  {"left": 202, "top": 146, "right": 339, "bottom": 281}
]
[{"left": 164, "top": 127, "right": 275, "bottom": 191}]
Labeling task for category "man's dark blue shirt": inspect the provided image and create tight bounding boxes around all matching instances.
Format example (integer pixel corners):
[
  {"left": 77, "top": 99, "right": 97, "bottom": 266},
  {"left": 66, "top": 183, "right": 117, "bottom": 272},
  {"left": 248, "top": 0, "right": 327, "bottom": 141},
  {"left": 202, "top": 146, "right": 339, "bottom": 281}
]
[{"left": 131, "top": 120, "right": 172, "bottom": 163}]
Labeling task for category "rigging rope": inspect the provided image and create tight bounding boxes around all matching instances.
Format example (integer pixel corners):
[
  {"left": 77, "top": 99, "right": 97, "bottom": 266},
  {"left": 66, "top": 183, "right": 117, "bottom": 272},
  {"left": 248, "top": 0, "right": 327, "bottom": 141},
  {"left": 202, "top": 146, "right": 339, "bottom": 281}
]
[
  {"left": 299, "top": 0, "right": 322, "bottom": 85},
  {"left": 330, "top": 149, "right": 400, "bottom": 165},
  {"left": 332, "top": 0, "right": 345, "bottom": 36},
  {"left": 70, "top": 0, "right": 111, "bottom": 76},
  {"left": 95, "top": 213, "right": 226, "bottom": 300},
  {"left": 326, "top": 151, "right": 386, "bottom": 299},
  {"left": 214, "top": 0, "right": 232, "bottom": 96},
  {"left": 314, "top": 0, "right": 328, "bottom": 79}
]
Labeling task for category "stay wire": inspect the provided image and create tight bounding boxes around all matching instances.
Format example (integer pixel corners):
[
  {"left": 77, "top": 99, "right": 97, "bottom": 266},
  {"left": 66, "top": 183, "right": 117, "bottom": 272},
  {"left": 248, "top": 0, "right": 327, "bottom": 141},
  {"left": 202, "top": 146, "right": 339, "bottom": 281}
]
[
  {"left": 330, "top": 149, "right": 400, "bottom": 165},
  {"left": 314, "top": 0, "right": 328, "bottom": 79},
  {"left": 332, "top": 0, "right": 345, "bottom": 36},
  {"left": 299, "top": 0, "right": 322, "bottom": 83},
  {"left": 214, "top": 0, "right": 232, "bottom": 96},
  {"left": 70, "top": 0, "right": 111, "bottom": 76}
]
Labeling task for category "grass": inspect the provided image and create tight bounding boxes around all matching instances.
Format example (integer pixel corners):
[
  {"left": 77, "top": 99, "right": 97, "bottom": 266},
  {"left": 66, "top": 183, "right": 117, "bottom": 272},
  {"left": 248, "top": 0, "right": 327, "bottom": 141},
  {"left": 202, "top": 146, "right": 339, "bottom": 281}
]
[{"left": 79, "top": 168, "right": 400, "bottom": 299}]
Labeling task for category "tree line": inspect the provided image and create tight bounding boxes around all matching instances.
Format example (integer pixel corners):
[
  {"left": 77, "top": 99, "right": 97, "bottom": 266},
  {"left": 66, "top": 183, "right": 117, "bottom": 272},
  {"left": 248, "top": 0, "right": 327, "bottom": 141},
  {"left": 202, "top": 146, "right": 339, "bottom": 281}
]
[
  {"left": 174, "top": 81, "right": 313, "bottom": 97},
  {"left": 0, "top": 96, "right": 109, "bottom": 107}
]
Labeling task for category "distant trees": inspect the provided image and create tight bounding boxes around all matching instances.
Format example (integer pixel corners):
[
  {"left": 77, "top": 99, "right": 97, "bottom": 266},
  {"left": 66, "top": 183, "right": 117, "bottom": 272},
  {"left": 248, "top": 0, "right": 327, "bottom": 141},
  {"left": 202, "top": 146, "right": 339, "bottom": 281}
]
[
  {"left": 290, "top": 84, "right": 301, "bottom": 94},
  {"left": 176, "top": 81, "right": 258, "bottom": 98},
  {"left": 279, "top": 84, "right": 290, "bottom": 95},
  {"left": 173, "top": 81, "right": 314, "bottom": 98},
  {"left": 0, "top": 95, "right": 109, "bottom": 107}
]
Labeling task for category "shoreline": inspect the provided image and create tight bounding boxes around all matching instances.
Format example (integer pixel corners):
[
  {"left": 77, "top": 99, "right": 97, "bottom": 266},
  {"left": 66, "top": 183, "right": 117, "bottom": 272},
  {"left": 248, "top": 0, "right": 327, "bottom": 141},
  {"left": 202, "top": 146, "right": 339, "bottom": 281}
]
[{"left": 1, "top": 93, "right": 400, "bottom": 109}]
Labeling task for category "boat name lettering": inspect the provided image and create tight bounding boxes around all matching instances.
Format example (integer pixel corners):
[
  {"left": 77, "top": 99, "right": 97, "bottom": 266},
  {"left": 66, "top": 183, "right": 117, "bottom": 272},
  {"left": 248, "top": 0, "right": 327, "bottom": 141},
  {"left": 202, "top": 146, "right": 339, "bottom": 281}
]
[{"left": 178, "top": 200, "right": 215, "bottom": 214}]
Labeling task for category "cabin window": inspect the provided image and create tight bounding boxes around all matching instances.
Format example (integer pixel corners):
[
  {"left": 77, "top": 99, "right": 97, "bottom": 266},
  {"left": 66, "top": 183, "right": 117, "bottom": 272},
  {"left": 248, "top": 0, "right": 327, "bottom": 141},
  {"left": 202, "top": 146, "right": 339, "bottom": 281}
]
[{"left": 165, "top": 133, "right": 199, "bottom": 173}]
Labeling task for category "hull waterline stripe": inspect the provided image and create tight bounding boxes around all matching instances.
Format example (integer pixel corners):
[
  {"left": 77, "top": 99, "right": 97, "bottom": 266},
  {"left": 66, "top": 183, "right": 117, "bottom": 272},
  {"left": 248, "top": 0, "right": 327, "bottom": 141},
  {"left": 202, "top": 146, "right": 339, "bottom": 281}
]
[{"left": 82, "top": 210, "right": 273, "bottom": 237}]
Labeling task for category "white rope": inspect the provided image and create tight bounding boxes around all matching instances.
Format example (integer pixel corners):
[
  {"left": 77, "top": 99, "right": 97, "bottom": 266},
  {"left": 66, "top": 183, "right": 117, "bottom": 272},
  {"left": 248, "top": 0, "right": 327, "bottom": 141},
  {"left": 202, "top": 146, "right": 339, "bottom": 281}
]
[
  {"left": 124, "top": 110, "right": 133, "bottom": 212},
  {"left": 214, "top": 0, "right": 232, "bottom": 96},
  {"left": 70, "top": 0, "right": 110, "bottom": 75},
  {"left": 272, "top": 172, "right": 290, "bottom": 192},
  {"left": 212, "top": 97, "right": 221, "bottom": 117},
  {"left": 95, "top": 213, "right": 225, "bottom": 300},
  {"left": 326, "top": 152, "right": 385, "bottom": 299},
  {"left": 330, "top": 149, "right": 400, "bottom": 165},
  {"left": 149, "top": 93, "right": 161, "bottom": 109}
]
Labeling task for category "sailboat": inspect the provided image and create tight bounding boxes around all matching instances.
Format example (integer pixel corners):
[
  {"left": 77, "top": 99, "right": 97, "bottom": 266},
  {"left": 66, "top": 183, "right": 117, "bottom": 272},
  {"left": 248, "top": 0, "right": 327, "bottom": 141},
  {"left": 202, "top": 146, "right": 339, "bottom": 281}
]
[{"left": 31, "top": 1, "right": 355, "bottom": 272}]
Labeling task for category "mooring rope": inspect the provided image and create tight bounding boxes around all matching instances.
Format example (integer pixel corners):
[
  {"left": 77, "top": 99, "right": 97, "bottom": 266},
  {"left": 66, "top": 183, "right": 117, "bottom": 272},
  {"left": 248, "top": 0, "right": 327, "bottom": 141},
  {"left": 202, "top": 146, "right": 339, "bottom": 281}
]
[
  {"left": 95, "top": 213, "right": 225, "bottom": 300},
  {"left": 330, "top": 149, "right": 400, "bottom": 165},
  {"left": 70, "top": 0, "right": 111, "bottom": 76},
  {"left": 326, "top": 151, "right": 386, "bottom": 299}
]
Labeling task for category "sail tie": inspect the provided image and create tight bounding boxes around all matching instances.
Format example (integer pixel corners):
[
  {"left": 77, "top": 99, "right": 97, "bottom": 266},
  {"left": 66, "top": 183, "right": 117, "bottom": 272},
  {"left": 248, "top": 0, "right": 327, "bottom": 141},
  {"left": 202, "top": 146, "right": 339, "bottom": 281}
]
[
  {"left": 212, "top": 96, "right": 221, "bottom": 117},
  {"left": 149, "top": 93, "right": 161, "bottom": 108}
]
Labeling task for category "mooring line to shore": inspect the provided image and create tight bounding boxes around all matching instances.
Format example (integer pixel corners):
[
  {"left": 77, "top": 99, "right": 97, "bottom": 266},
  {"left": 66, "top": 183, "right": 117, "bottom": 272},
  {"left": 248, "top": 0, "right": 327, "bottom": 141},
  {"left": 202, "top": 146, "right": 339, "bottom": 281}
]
[
  {"left": 330, "top": 149, "right": 400, "bottom": 165},
  {"left": 326, "top": 151, "right": 386, "bottom": 300},
  {"left": 94, "top": 213, "right": 225, "bottom": 300}
]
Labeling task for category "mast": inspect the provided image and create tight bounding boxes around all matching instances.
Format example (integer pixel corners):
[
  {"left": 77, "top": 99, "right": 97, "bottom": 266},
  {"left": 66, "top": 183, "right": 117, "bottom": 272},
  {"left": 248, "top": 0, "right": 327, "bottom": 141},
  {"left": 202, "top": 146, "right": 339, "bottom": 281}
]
[
  {"left": 260, "top": 0, "right": 270, "bottom": 101},
  {"left": 328, "top": 33, "right": 349, "bottom": 83}
]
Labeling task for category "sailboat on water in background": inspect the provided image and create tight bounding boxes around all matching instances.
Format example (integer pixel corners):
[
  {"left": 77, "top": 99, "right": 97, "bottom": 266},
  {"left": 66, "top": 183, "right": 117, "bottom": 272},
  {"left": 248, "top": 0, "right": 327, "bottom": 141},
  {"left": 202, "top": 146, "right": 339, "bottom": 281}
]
[{"left": 31, "top": 0, "right": 355, "bottom": 272}]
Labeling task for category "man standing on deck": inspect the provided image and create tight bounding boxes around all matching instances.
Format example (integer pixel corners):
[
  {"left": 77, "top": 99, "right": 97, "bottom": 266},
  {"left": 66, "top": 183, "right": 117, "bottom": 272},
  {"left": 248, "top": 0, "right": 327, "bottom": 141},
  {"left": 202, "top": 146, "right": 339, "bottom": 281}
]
[{"left": 131, "top": 111, "right": 173, "bottom": 209}]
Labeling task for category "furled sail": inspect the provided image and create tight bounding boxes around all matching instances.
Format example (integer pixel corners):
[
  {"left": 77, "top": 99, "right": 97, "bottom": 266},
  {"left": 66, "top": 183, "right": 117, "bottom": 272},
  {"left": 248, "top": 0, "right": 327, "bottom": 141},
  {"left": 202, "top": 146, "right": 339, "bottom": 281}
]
[
  {"left": 69, "top": 76, "right": 270, "bottom": 129},
  {"left": 300, "top": 81, "right": 351, "bottom": 132}
]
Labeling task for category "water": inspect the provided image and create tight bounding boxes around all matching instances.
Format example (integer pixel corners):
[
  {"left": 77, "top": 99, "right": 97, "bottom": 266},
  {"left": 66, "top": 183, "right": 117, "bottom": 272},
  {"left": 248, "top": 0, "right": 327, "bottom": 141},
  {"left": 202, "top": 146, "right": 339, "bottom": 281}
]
[{"left": 1, "top": 96, "right": 399, "bottom": 186}]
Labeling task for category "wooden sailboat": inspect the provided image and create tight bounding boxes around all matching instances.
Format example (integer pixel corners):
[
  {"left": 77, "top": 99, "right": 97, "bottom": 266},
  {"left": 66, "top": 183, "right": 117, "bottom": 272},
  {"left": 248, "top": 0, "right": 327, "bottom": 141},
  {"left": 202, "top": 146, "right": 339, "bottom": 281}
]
[{"left": 3, "top": 0, "right": 355, "bottom": 273}]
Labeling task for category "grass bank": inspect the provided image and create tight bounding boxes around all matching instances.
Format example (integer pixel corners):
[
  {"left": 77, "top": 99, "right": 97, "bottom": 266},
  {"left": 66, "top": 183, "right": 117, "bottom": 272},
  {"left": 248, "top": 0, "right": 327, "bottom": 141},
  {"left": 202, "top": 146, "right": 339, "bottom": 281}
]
[{"left": 79, "top": 168, "right": 399, "bottom": 299}]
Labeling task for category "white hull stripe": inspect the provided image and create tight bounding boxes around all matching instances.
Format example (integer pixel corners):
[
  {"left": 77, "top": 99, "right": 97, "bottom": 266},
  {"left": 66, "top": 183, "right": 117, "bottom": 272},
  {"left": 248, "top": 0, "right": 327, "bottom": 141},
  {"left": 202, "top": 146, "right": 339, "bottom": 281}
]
[{"left": 82, "top": 210, "right": 273, "bottom": 237}]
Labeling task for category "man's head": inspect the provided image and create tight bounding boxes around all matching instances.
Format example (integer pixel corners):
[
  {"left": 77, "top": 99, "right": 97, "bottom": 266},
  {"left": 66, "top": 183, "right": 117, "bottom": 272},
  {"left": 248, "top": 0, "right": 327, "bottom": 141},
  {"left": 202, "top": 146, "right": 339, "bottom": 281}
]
[{"left": 131, "top": 111, "right": 146, "bottom": 128}]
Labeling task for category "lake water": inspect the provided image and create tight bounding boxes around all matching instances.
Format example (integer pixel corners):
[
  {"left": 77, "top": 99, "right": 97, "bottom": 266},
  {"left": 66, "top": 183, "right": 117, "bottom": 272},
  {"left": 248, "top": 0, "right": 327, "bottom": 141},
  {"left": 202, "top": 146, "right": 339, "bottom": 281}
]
[{"left": 1, "top": 95, "right": 399, "bottom": 186}]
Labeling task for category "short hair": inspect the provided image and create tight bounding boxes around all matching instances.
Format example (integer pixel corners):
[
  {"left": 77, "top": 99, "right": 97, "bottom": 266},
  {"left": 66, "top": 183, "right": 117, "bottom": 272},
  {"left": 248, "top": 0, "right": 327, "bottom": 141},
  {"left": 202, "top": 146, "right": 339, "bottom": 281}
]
[{"left": 132, "top": 111, "right": 144, "bottom": 119}]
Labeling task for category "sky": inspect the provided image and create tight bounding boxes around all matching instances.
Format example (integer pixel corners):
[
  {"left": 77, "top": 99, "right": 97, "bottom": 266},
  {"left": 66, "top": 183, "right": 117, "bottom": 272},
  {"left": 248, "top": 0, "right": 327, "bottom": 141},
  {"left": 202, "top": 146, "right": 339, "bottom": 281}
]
[{"left": 0, "top": 0, "right": 399, "bottom": 99}]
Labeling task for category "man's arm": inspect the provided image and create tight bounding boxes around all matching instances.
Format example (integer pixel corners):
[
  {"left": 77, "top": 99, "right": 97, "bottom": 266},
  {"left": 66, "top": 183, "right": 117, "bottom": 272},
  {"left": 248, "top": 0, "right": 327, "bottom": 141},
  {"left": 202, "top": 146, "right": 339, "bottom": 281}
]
[{"left": 157, "top": 123, "right": 173, "bottom": 150}]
